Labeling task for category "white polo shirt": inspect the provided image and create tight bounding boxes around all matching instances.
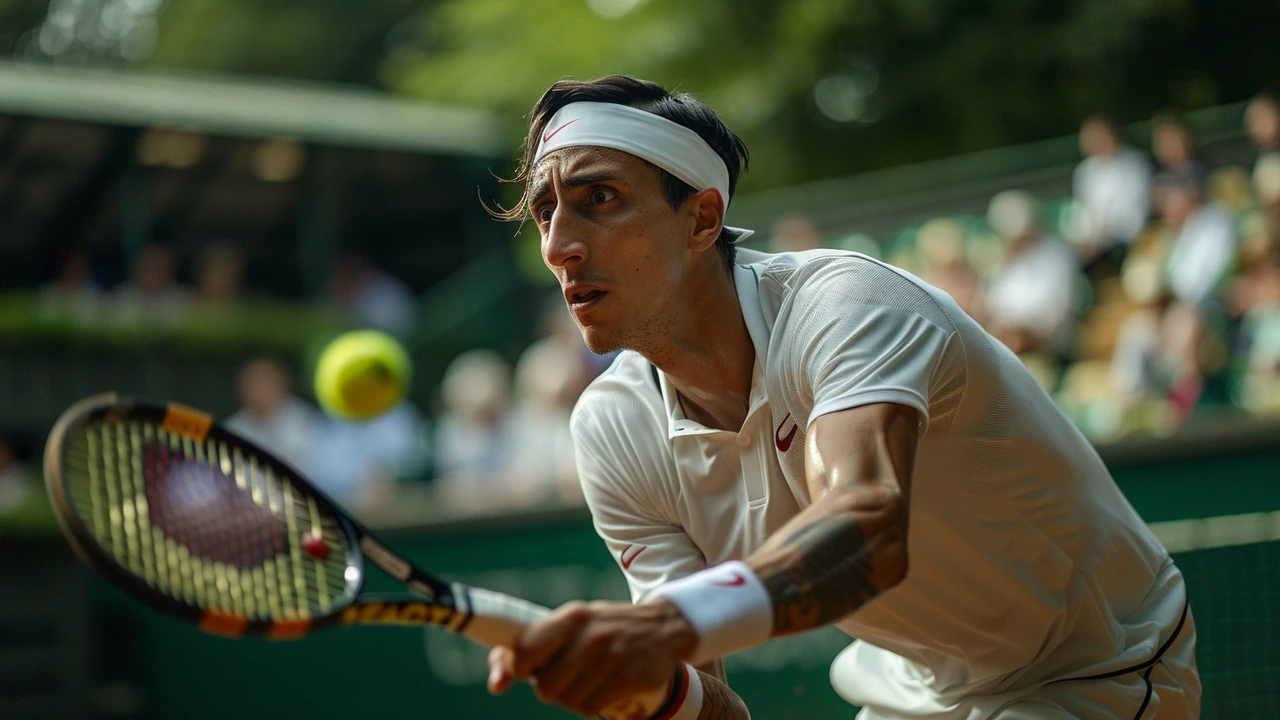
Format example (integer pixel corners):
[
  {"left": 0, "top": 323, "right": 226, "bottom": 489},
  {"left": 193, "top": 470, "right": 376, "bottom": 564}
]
[{"left": 571, "top": 249, "right": 1184, "bottom": 711}]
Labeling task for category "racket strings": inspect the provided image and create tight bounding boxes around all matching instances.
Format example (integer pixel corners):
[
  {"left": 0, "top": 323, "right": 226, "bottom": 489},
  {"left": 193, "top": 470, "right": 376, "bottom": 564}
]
[{"left": 63, "top": 419, "right": 352, "bottom": 621}]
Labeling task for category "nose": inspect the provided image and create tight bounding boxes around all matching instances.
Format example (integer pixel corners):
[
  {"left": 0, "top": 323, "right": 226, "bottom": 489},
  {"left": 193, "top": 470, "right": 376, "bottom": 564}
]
[{"left": 542, "top": 206, "right": 588, "bottom": 270}]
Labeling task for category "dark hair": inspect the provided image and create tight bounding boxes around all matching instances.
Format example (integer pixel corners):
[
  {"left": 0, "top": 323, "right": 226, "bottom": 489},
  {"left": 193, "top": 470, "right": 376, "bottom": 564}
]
[
  {"left": 1081, "top": 113, "right": 1121, "bottom": 137},
  {"left": 496, "top": 75, "right": 749, "bottom": 271},
  {"left": 1250, "top": 91, "right": 1279, "bottom": 111},
  {"left": 1151, "top": 111, "right": 1189, "bottom": 132}
]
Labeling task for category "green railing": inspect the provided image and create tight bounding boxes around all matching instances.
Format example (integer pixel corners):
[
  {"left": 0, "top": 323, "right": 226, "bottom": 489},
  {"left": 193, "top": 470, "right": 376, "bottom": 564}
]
[{"left": 61, "top": 423, "right": 1276, "bottom": 720}]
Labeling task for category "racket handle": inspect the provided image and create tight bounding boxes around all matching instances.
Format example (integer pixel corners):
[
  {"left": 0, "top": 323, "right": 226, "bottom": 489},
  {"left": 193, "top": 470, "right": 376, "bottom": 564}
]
[{"left": 455, "top": 585, "right": 552, "bottom": 647}]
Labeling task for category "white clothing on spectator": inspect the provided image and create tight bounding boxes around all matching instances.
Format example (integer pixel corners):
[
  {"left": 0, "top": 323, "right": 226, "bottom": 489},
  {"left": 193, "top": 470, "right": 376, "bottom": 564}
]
[
  {"left": 986, "top": 235, "right": 1081, "bottom": 352},
  {"left": 1072, "top": 147, "right": 1153, "bottom": 246},
  {"left": 225, "top": 396, "right": 322, "bottom": 476},
  {"left": 1166, "top": 202, "right": 1237, "bottom": 306}
]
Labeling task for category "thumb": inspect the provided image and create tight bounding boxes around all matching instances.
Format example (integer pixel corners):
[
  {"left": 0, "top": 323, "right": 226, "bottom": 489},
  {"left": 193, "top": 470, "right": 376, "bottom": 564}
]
[
  {"left": 510, "top": 602, "right": 587, "bottom": 678},
  {"left": 487, "top": 646, "right": 514, "bottom": 695}
]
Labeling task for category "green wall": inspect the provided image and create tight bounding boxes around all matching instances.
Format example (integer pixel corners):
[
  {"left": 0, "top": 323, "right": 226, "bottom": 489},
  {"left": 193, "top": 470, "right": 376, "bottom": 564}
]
[{"left": 112, "top": 440, "right": 1280, "bottom": 719}]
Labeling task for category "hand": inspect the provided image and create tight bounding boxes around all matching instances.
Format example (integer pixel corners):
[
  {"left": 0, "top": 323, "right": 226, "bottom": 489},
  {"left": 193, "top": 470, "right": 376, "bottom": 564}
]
[{"left": 486, "top": 599, "right": 697, "bottom": 718}]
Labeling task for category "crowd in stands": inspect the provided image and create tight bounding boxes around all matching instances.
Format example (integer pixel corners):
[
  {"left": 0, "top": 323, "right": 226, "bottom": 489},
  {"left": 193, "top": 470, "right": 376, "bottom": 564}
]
[
  {"left": 36, "top": 244, "right": 417, "bottom": 337},
  {"left": 808, "top": 92, "right": 1280, "bottom": 442},
  {"left": 6, "top": 93, "right": 1279, "bottom": 520}
]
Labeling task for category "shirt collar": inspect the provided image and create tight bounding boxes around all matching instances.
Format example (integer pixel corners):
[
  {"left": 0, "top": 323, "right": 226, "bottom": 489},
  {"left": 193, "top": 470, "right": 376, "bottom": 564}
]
[
  {"left": 656, "top": 261, "right": 772, "bottom": 439},
  {"left": 734, "top": 260, "right": 772, "bottom": 368}
]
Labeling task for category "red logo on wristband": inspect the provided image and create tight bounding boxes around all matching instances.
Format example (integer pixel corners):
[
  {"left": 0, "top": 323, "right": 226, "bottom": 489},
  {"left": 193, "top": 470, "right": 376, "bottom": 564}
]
[{"left": 713, "top": 573, "right": 746, "bottom": 587}]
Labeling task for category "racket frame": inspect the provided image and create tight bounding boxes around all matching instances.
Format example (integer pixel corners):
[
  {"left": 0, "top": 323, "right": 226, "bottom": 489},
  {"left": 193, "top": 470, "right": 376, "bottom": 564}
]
[{"left": 44, "top": 392, "right": 470, "bottom": 639}]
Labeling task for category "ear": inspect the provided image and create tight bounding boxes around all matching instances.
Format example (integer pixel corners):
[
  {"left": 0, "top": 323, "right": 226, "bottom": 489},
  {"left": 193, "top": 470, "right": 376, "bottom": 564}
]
[{"left": 687, "top": 188, "right": 725, "bottom": 253}]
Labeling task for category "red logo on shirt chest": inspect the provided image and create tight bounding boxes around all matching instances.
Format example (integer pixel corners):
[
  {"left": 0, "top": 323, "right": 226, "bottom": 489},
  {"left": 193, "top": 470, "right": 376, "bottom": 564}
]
[{"left": 775, "top": 414, "right": 798, "bottom": 452}]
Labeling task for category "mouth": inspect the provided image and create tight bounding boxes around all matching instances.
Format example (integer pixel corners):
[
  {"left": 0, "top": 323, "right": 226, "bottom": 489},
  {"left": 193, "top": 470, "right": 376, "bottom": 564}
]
[{"left": 566, "top": 286, "right": 607, "bottom": 312}]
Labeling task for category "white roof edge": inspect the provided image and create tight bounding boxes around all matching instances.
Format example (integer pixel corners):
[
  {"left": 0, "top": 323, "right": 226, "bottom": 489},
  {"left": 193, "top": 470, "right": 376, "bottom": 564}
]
[{"left": 0, "top": 61, "right": 511, "bottom": 157}]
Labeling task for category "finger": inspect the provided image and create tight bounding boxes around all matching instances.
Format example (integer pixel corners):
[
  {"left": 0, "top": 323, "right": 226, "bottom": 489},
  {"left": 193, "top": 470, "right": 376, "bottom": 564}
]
[
  {"left": 583, "top": 658, "right": 673, "bottom": 718},
  {"left": 487, "top": 646, "right": 515, "bottom": 695},
  {"left": 532, "top": 637, "right": 600, "bottom": 706},
  {"left": 511, "top": 602, "right": 589, "bottom": 678},
  {"left": 556, "top": 651, "right": 627, "bottom": 717}
]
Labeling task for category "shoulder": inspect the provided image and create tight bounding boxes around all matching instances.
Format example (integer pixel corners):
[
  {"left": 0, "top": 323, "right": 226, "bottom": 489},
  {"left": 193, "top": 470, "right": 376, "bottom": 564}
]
[
  {"left": 762, "top": 250, "right": 957, "bottom": 330},
  {"left": 1118, "top": 147, "right": 1154, "bottom": 172},
  {"left": 570, "top": 351, "right": 665, "bottom": 453},
  {"left": 570, "top": 352, "right": 674, "bottom": 518}
]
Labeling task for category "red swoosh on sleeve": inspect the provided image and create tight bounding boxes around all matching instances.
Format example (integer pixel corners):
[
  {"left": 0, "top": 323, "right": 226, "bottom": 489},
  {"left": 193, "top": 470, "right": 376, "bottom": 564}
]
[
  {"left": 712, "top": 574, "right": 746, "bottom": 587},
  {"left": 621, "top": 545, "right": 646, "bottom": 570}
]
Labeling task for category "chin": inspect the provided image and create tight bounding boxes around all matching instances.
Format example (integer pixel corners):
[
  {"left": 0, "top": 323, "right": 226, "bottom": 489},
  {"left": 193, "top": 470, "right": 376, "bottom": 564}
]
[{"left": 578, "top": 325, "right": 626, "bottom": 355}]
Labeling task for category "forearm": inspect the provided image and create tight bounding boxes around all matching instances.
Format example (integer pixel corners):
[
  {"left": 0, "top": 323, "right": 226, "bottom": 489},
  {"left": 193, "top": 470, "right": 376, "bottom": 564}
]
[
  {"left": 693, "top": 669, "right": 749, "bottom": 719},
  {"left": 748, "top": 482, "right": 908, "bottom": 636},
  {"left": 600, "top": 665, "right": 749, "bottom": 720}
]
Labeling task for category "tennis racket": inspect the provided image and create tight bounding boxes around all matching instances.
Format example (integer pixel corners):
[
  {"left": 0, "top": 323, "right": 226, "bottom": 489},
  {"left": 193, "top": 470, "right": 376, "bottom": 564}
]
[{"left": 43, "top": 392, "right": 551, "bottom": 647}]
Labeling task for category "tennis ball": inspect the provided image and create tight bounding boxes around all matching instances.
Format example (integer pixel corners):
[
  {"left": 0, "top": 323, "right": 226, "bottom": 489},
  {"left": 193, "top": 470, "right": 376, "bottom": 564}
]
[{"left": 314, "top": 330, "right": 411, "bottom": 421}]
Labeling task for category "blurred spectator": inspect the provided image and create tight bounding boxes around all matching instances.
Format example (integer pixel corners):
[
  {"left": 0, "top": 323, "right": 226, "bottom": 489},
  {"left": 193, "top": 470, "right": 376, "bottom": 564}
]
[
  {"left": 983, "top": 190, "right": 1082, "bottom": 356},
  {"left": 1151, "top": 113, "right": 1209, "bottom": 187},
  {"left": 1155, "top": 171, "right": 1237, "bottom": 309},
  {"left": 0, "top": 438, "right": 32, "bottom": 512},
  {"left": 915, "top": 217, "right": 984, "bottom": 321},
  {"left": 109, "top": 244, "right": 193, "bottom": 326},
  {"left": 1236, "top": 301, "right": 1280, "bottom": 416},
  {"left": 432, "top": 349, "right": 514, "bottom": 506},
  {"left": 1255, "top": 152, "right": 1280, "bottom": 223},
  {"left": 1227, "top": 213, "right": 1280, "bottom": 319},
  {"left": 1156, "top": 302, "right": 1211, "bottom": 423},
  {"left": 537, "top": 294, "right": 614, "bottom": 385},
  {"left": 194, "top": 241, "right": 245, "bottom": 309},
  {"left": 768, "top": 214, "right": 823, "bottom": 253},
  {"left": 328, "top": 254, "right": 418, "bottom": 336},
  {"left": 310, "top": 402, "right": 426, "bottom": 511},
  {"left": 1069, "top": 114, "right": 1153, "bottom": 267},
  {"left": 224, "top": 357, "right": 322, "bottom": 476},
  {"left": 37, "top": 251, "right": 103, "bottom": 323},
  {"left": 1245, "top": 92, "right": 1280, "bottom": 164},
  {"left": 503, "top": 338, "right": 585, "bottom": 504}
]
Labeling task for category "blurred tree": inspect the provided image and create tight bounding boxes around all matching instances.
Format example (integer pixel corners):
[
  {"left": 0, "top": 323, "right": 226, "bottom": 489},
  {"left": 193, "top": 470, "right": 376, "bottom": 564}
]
[
  {"left": 3, "top": 0, "right": 1277, "bottom": 189},
  {"left": 381, "top": 0, "right": 1280, "bottom": 190},
  {"left": 144, "top": 0, "right": 415, "bottom": 85}
]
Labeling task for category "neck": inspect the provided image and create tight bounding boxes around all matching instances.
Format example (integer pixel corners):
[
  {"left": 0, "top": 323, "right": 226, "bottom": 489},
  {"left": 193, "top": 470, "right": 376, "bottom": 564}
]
[{"left": 640, "top": 263, "right": 755, "bottom": 432}]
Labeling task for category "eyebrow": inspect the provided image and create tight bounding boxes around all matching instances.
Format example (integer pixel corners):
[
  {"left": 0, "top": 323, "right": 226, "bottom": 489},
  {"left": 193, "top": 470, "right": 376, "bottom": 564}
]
[{"left": 529, "top": 173, "right": 620, "bottom": 208}]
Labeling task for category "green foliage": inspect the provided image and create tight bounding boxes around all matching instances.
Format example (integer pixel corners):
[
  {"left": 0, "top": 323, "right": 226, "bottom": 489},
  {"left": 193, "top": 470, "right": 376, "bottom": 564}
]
[
  {"left": 382, "top": 0, "right": 1277, "bottom": 190},
  {"left": 146, "top": 0, "right": 416, "bottom": 84},
  {"left": 7, "top": 0, "right": 1275, "bottom": 190}
]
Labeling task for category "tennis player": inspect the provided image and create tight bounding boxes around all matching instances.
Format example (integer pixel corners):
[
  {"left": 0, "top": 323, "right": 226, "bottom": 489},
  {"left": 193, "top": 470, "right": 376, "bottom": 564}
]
[{"left": 486, "top": 75, "right": 1201, "bottom": 720}]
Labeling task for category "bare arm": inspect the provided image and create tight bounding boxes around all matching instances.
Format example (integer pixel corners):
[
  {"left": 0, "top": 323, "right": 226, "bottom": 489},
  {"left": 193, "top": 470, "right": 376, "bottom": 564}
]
[
  {"left": 693, "top": 670, "right": 749, "bottom": 719},
  {"left": 598, "top": 658, "right": 748, "bottom": 720},
  {"left": 748, "top": 402, "right": 918, "bottom": 636},
  {"left": 692, "top": 660, "right": 748, "bottom": 720}
]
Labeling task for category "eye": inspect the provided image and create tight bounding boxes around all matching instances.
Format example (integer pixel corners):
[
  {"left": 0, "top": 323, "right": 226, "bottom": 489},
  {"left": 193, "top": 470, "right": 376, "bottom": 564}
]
[
  {"left": 588, "top": 188, "right": 617, "bottom": 205},
  {"left": 534, "top": 204, "right": 555, "bottom": 224}
]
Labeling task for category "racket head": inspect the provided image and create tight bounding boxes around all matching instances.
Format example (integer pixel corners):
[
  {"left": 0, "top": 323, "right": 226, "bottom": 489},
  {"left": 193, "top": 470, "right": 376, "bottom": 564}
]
[{"left": 45, "top": 392, "right": 369, "bottom": 638}]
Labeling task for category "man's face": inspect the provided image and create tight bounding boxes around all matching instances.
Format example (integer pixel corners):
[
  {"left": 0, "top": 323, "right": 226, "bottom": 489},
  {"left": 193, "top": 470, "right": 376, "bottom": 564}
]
[
  {"left": 1079, "top": 122, "right": 1116, "bottom": 158},
  {"left": 530, "top": 146, "right": 697, "bottom": 354},
  {"left": 1246, "top": 101, "right": 1280, "bottom": 150}
]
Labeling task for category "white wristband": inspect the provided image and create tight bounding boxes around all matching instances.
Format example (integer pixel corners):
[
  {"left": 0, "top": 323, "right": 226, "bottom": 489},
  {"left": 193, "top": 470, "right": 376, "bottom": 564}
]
[
  {"left": 654, "top": 662, "right": 704, "bottom": 720},
  {"left": 652, "top": 561, "right": 772, "bottom": 665},
  {"left": 607, "top": 662, "right": 704, "bottom": 720}
]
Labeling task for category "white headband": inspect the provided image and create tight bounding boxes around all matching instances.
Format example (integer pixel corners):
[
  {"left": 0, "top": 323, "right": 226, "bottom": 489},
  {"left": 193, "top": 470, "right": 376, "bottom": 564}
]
[{"left": 532, "top": 102, "right": 754, "bottom": 244}]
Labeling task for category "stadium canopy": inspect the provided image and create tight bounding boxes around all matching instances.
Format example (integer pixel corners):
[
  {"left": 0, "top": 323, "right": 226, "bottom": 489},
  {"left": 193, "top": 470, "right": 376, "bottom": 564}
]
[
  {"left": 0, "top": 61, "right": 517, "bottom": 298},
  {"left": 0, "top": 60, "right": 508, "bottom": 157}
]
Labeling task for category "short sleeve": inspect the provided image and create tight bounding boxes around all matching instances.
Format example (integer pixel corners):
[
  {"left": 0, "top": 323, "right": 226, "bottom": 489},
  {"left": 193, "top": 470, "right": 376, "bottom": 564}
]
[
  {"left": 571, "top": 388, "right": 708, "bottom": 603},
  {"left": 772, "top": 258, "right": 960, "bottom": 429}
]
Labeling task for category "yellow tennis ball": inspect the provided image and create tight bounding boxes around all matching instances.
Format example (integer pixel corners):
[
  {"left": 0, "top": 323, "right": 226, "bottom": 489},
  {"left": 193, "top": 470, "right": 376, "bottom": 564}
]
[{"left": 314, "top": 330, "right": 411, "bottom": 421}]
